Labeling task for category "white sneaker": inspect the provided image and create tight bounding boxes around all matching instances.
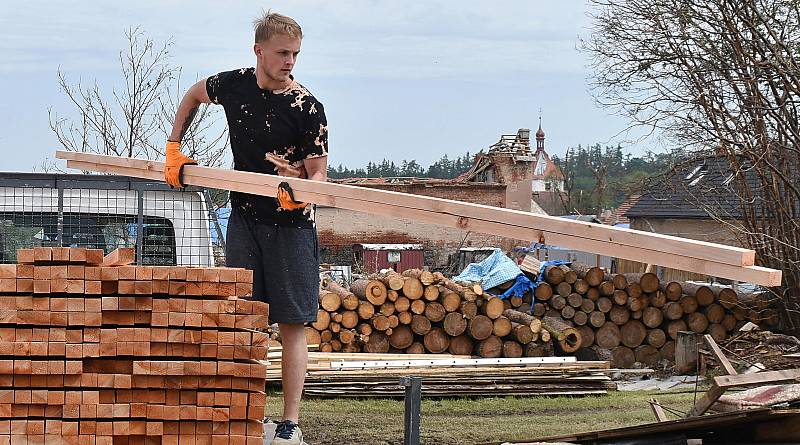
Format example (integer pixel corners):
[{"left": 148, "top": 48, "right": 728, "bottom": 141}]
[{"left": 273, "top": 420, "right": 304, "bottom": 445}]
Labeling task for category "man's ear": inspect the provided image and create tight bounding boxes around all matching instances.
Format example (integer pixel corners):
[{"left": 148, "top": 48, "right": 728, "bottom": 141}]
[{"left": 253, "top": 43, "right": 262, "bottom": 57}]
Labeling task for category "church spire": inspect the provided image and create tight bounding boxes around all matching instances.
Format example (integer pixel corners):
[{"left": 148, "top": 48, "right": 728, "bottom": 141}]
[{"left": 535, "top": 113, "right": 545, "bottom": 152}]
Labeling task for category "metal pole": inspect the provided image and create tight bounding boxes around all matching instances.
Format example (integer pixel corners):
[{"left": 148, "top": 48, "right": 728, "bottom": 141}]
[
  {"left": 56, "top": 187, "right": 64, "bottom": 247},
  {"left": 202, "top": 190, "right": 226, "bottom": 252},
  {"left": 136, "top": 190, "right": 144, "bottom": 264},
  {"left": 400, "top": 376, "right": 421, "bottom": 445}
]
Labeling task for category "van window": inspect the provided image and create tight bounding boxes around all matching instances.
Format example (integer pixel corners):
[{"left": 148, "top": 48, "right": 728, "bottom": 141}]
[{"left": 0, "top": 212, "right": 176, "bottom": 265}]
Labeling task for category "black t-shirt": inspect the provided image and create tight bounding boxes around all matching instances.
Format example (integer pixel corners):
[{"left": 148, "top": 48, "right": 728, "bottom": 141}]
[{"left": 206, "top": 68, "right": 328, "bottom": 227}]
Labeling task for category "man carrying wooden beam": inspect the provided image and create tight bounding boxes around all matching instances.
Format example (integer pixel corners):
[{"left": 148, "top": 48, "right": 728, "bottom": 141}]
[{"left": 163, "top": 11, "right": 327, "bottom": 445}]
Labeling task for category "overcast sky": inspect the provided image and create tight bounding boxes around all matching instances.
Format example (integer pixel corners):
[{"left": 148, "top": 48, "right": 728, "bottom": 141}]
[{"left": 0, "top": 1, "right": 660, "bottom": 173}]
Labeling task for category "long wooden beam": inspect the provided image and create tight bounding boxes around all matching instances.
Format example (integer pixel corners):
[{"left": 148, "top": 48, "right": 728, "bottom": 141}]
[
  {"left": 59, "top": 151, "right": 753, "bottom": 266},
  {"left": 55, "top": 151, "right": 782, "bottom": 286}
]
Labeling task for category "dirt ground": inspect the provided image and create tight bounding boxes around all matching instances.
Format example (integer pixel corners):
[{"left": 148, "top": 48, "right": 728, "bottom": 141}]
[{"left": 265, "top": 390, "right": 699, "bottom": 445}]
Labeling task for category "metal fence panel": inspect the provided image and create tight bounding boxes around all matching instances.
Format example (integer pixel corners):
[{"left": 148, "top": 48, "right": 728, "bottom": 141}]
[{"left": 0, "top": 173, "right": 225, "bottom": 266}]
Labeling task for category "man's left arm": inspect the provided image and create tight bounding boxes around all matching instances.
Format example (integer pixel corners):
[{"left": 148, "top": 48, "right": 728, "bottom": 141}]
[
  {"left": 300, "top": 99, "right": 329, "bottom": 182},
  {"left": 303, "top": 156, "right": 327, "bottom": 182},
  {"left": 275, "top": 100, "right": 328, "bottom": 210}
]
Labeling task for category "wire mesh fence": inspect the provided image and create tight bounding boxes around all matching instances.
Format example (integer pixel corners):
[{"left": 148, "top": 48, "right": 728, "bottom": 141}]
[{"left": 0, "top": 173, "right": 227, "bottom": 266}]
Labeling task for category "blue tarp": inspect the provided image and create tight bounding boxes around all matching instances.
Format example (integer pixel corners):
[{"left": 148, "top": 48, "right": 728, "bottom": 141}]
[
  {"left": 492, "top": 273, "right": 536, "bottom": 300},
  {"left": 453, "top": 249, "right": 522, "bottom": 290}
]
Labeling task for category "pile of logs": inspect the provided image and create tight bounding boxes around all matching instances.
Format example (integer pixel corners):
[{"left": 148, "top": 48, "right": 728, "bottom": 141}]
[
  {"left": 307, "top": 269, "right": 563, "bottom": 358},
  {"left": 518, "top": 256, "right": 779, "bottom": 368},
  {"left": 0, "top": 247, "right": 268, "bottom": 444},
  {"left": 308, "top": 259, "right": 778, "bottom": 369}
]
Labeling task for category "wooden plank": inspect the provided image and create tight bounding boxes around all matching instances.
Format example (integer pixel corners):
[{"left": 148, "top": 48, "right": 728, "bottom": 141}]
[
  {"left": 649, "top": 398, "right": 668, "bottom": 422},
  {"left": 56, "top": 152, "right": 779, "bottom": 285},
  {"left": 68, "top": 248, "right": 87, "bottom": 263},
  {"left": 704, "top": 334, "right": 737, "bottom": 376},
  {"left": 56, "top": 151, "right": 755, "bottom": 266},
  {"left": 16, "top": 249, "right": 35, "bottom": 264},
  {"left": 85, "top": 249, "right": 104, "bottom": 265},
  {"left": 33, "top": 247, "right": 52, "bottom": 263},
  {"left": 0, "top": 265, "right": 16, "bottom": 279},
  {"left": 330, "top": 356, "right": 577, "bottom": 369},
  {"left": 687, "top": 383, "right": 727, "bottom": 417},
  {"left": 62, "top": 154, "right": 754, "bottom": 266},
  {"left": 714, "top": 368, "right": 800, "bottom": 389},
  {"left": 102, "top": 248, "right": 135, "bottom": 267},
  {"left": 66, "top": 158, "right": 778, "bottom": 285}
]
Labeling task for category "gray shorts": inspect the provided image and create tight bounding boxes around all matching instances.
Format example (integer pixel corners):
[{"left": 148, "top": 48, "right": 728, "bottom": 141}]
[{"left": 225, "top": 209, "right": 319, "bottom": 324}]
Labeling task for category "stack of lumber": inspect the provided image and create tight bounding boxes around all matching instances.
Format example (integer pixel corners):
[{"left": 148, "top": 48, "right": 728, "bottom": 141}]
[
  {"left": 265, "top": 351, "right": 615, "bottom": 398},
  {"left": 516, "top": 257, "right": 778, "bottom": 368},
  {"left": 307, "top": 269, "right": 555, "bottom": 359},
  {"left": 0, "top": 247, "right": 268, "bottom": 445}
]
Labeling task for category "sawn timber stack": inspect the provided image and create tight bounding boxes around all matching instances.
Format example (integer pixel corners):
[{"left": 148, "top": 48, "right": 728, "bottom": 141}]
[
  {"left": 0, "top": 247, "right": 268, "bottom": 445},
  {"left": 265, "top": 353, "right": 616, "bottom": 398}
]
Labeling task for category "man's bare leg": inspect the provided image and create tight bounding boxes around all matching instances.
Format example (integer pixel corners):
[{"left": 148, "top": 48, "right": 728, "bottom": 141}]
[{"left": 278, "top": 323, "right": 307, "bottom": 423}]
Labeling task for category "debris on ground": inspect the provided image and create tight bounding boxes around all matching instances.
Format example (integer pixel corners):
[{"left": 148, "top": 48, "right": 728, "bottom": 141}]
[
  {"left": 706, "top": 329, "right": 800, "bottom": 371},
  {"left": 616, "top": 375, "right": 704, "bottom": 392}
]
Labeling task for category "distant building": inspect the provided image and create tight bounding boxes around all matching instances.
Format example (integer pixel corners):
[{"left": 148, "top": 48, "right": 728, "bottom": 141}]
[
  {"left": 621, "top": 156, "right": 753, "bottom": 282},
  {"left": 599, "top": 194, "right": 641, "bottom": 226},
  {"left": 461, "top": 123, "right": 566, "bottom": 214},
  {"left": 316, "top": 176, "right": 527, "bottom": 270},
  {"left": 531, "top": 124, "right": 565, "bottom": 193},
  {"left": 316, "top": 123, "right": 562, "bottom": 270}
]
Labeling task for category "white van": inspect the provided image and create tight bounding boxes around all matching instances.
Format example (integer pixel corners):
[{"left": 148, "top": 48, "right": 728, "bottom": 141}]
[{"left": 0, "top": 173, "right": 220, "bottom": 266}]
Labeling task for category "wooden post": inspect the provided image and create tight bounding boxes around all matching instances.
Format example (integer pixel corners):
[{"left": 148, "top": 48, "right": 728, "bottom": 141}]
[{"left": 676, "top": 331, "right": 701, "bottom": 374}]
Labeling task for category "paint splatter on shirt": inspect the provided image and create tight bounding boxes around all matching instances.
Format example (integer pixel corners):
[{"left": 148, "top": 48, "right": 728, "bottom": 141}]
[{"left": 206, "top": 68, "right": 328, "bottom": 227}]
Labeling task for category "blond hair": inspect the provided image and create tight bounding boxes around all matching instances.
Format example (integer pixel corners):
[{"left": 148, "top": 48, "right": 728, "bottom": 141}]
[{"left": 253, "top": 11, "right": 302, "bottom": 43}]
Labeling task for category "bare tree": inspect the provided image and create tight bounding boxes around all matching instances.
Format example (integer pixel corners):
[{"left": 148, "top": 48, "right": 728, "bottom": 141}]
[
  {"left": 49, "top": 27, "right": 228, "bottom": 167},
  {"left": 584, "top": 0, "right": 800, "bottom": 332},
  {"left": 554, "top": 148, "right": 580, "bottom": 214},
  {"left": 592, "top": 166, "right": 610, "bottom": 217}
]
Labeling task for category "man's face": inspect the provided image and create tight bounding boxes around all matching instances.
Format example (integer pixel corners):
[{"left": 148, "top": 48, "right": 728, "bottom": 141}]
[{"left": 254, "top": 34, "right": 302, "bottom": 85}]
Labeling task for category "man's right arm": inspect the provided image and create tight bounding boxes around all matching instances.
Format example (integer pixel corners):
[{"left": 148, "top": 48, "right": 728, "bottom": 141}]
[
  {"left": 168, "top": 78, "right": 212, "bottom": 142},
  {"left": 164, "top": 78, "right": 213, "bottom": 188}
]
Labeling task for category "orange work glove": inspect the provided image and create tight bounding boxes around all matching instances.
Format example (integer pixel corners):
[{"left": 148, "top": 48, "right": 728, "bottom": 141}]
[
  {"left": 164, "top": 141, "right": 197, "bottom": 188},
  {"left": 277, "top": 181, "right": 308, "bottom": 211}
]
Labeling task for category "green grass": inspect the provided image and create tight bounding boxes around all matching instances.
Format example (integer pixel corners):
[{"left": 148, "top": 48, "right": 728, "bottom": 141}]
[{"left": 265, "top": 390, "right": 700, "bottom": 444}]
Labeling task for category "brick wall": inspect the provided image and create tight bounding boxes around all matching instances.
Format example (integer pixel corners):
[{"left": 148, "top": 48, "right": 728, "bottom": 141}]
[
  {"left": 490, "top": 153, "right": 534, "bottom": 184},
  {"left": 316, "top": 182, "right": 527, "bottom": 271},
  {"left": 354, "top": 182, "right": 506, "bottom": 207}
]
